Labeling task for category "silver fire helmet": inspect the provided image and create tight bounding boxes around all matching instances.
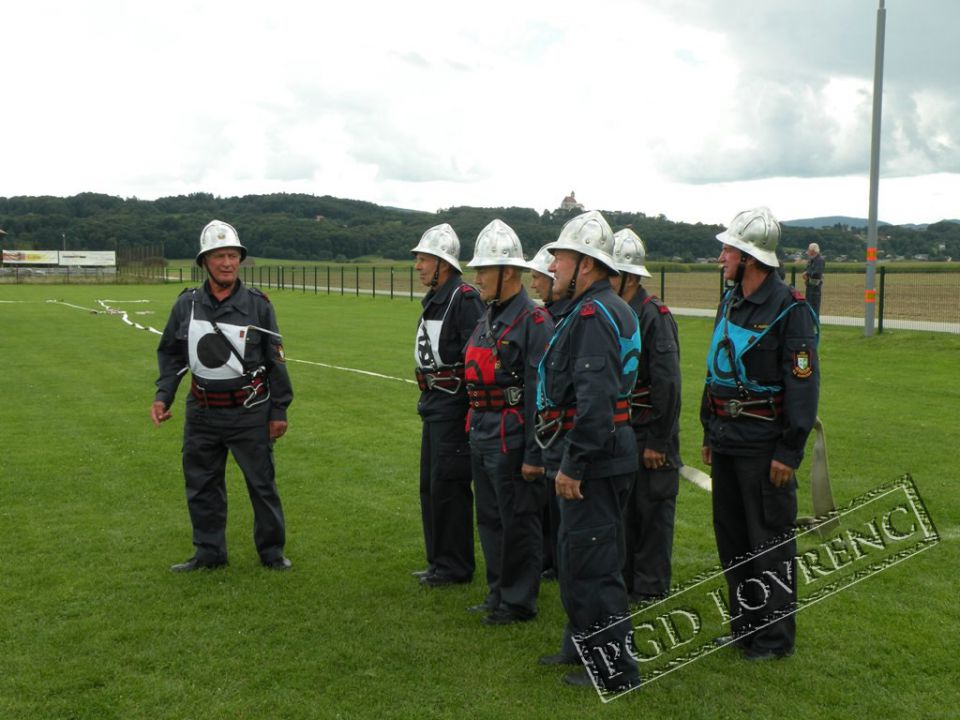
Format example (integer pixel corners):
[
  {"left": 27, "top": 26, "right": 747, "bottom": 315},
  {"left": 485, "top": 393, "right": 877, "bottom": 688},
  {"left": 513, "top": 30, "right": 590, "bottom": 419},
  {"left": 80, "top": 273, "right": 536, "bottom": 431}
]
[
  {"left": 612, "top": 228, "right": 653, "bottom": 278},
  {"left": 467, "top": 219, "right": 527, "bottom": 269},
  {"left": 197, "top": 219, "right": 246, "bottom": 266},
  {"left": 546, "top": 209, "right": 618, "bottom": 275},
  {"left": 410, "top": 223, "right": 462, "bottom": 272},
  {"left": 716, "top": 207, "right": 781, "bottom": 267},
  {"left": 526, "top": 246, "right": 555, "bottom": 279}
]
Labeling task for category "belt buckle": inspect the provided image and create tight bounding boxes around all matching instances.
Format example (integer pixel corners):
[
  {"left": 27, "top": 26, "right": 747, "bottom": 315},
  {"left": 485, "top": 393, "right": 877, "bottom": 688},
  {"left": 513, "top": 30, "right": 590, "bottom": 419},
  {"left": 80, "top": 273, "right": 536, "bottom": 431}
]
[
  {"left": 504, "top": 386, "right": 522, "bottom": 406},
  {"left": 534, "top": 413, "right": 562, "bottom": 450},
  {"left": 724, "top": 399, "right": 743, "bottom": 418}
]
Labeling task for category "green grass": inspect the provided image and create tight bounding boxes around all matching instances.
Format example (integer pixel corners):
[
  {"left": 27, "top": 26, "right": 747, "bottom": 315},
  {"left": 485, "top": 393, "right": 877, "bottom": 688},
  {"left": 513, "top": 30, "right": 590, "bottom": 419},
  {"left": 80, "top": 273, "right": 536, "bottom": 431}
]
[{"left": 0, "top": 284, "right": 957, "bottom": 719}]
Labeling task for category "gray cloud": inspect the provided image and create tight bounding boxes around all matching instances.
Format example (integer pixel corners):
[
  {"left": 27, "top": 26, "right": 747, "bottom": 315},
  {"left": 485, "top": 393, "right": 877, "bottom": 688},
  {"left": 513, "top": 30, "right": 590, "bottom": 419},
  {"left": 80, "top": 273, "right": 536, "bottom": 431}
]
[{"left": 647, "top": 0, "right": 960, "bottom": 183}]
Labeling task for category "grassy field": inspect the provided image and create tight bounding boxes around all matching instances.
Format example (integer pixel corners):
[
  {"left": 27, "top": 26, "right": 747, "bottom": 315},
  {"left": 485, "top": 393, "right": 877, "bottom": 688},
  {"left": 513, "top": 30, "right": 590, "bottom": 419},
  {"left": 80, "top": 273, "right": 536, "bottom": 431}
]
[{"left": 0, "top": 283, "right": 957, "bottom": 719}]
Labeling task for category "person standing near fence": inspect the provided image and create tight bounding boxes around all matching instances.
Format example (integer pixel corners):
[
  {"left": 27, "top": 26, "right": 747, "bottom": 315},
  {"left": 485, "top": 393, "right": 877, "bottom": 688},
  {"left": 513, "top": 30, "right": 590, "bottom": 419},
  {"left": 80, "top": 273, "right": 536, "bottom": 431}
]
[
  {"left": 151, "top": 219, "right": 294, "bottom": 572},
  {"left": 803, "top": 243, "right": 825, "bottom": 316},
  {"left": 700, "top": 207, "right": 819, "bottom": 661},
  {"left": 411, "top": 224, "right": 485, "bottom": 587},
  {"left": 612, "top": 229, "right": 681, "bottom": 605},
  {"left": 463, "top": 220, "right": 554, "bottom": 624},
  {"left": 534, "top": 210, "right": 641, "bottom": 690}
]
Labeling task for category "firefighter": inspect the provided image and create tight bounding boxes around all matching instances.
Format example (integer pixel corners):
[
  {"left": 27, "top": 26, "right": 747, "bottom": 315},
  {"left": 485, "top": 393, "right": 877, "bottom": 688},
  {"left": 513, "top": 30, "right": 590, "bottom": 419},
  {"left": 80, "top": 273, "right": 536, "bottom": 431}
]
[
  {"left": 411, "top": 224, "right": 486, "bottom": 586},
  {"left": 463, "top": 220, "right": 554, "bottom": 624},
  {"left": 534, "top": 210, "right": 642, "bottom": 691},
  {"left": 151, "top": 220, "right": 293, "bottom": 571},
  {"left": 612, "top": 229, "right": 682, "bottom": 604},
  {"left": 526, "top": 244, "right": 562, "bottom": 581},
  {"left": 701, "top": 207, "right": 819, "bottom": 661}
]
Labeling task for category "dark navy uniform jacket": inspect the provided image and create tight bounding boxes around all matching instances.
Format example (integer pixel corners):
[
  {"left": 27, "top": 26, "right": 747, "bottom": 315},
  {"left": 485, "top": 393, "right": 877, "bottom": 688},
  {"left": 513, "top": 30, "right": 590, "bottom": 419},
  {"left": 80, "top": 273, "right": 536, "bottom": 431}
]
[
  {"left": 805, "top": 254, "right": 825, "bottom": 284},
  {"left": 155, "top": 279, "right": 293, "bottom": 423},
  {"left": 700, "top": 271, "right": 819, "bottom": 468},
  {"left": 537, "top": 278, "right": 640, "bottom": 482},
  {"left": 415, "top": 275, "right": 485, "bottom": 422},
  {"left": 628, "top": 287, "right": 681, "bottom": 463},
  {"left": 464, "top": 287, "right": 554, "bottom": 466}
]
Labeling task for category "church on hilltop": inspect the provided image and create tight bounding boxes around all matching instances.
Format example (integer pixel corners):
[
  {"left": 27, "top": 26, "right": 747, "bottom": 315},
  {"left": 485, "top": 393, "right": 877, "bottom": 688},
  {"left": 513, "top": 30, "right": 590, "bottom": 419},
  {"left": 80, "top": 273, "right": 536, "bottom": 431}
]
[{"left": 559, "top": 191, "right": 584, "bottom": 212}]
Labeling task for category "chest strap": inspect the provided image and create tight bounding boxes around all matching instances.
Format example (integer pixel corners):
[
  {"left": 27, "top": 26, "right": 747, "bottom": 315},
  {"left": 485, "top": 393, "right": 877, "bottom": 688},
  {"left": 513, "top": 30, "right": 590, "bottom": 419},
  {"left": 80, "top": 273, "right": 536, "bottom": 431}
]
[{"left": 466, "top": 384, "right": 522, "bottom": 410}]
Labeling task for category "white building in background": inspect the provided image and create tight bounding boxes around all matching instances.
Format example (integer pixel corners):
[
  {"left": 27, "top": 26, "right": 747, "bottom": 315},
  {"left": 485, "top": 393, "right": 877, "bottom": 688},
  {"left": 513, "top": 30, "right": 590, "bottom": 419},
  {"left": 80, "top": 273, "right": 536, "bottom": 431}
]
[{"left": 559, "top": 191, "right": 584, "bottom": 212}]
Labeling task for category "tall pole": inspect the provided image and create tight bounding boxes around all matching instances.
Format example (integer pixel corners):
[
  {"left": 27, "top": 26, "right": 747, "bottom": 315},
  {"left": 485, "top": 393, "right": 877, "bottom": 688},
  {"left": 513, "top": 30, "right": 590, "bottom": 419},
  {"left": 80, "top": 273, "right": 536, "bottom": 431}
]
[{"left": 864, "top": 0, "right": 886, "bottom": 337}]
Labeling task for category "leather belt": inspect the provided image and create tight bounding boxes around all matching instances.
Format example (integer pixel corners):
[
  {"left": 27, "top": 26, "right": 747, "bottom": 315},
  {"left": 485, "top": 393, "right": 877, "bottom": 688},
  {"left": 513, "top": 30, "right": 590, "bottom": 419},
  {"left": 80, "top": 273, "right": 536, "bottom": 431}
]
[
  {"left": 415, "top": 366, "right": 465, "bottom": 394},
  {"left": 191, "top": 376, "right": 268, "bottom": 409},
  {"left": 709, "top": 392, "right": 783, "bottom": 422},
  {"left": 466, "top": 384, "right": 522, "bottom": 410},
  {"left": 535, "top": 398, "right": 631, "bottom": 449}
]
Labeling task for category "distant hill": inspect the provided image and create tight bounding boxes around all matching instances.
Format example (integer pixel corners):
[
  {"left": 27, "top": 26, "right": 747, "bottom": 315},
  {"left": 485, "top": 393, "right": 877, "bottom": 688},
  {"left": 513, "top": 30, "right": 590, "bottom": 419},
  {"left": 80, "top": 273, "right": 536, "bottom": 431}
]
[
  {"left": 783, "top": 216, "right": 890, "bottom": 229},
  {"left": 784, "top": 216, "right": 960, "bottom": 230}
]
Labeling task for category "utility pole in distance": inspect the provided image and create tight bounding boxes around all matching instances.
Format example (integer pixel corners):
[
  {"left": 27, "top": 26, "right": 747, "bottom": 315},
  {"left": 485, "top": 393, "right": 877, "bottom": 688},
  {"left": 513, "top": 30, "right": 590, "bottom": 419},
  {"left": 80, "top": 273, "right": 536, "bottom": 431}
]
[{"left": 864, "top": 0, "right": 886, "bottom": 337}]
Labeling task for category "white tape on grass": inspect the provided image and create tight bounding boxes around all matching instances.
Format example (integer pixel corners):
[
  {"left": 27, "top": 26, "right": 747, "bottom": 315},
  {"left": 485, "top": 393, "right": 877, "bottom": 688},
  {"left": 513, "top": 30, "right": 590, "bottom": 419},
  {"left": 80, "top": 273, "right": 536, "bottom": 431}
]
[
  {"left": 287, "top": 357, "right": 417, "bottom": 385},
  {"left": 97, "top": 299, "right": 163, "bottom": 335},
  {"left": 679, "top": 464, "right": 712, "bottom": 492}
]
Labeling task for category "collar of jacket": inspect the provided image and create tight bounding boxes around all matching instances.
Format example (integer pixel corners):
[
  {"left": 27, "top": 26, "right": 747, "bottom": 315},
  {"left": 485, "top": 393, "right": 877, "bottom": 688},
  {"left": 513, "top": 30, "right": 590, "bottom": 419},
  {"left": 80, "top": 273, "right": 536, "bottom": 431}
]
[
  {"left": 736, "top": 270, "right": 783, "bottom": 306},
  {"left": 489, "top": 286, "right": 530, "bottom": 326},
  {"left": 201, "top": 277, "right": 248, "bottom": 312},
  {"left": 421, "top": 273, "right": 462, "bottom": 308}
]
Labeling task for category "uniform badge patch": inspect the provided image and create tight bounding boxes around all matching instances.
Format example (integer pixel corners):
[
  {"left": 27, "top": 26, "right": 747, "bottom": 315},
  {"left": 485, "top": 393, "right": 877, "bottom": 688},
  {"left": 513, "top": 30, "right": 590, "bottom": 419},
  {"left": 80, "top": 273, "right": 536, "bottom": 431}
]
[
  {"left": 580, "top": 302, "right": 596, "bottom": 317},
  {"left": 277, "top": 344, "right": 286, "bottom": 362},
  {"left": 793, "top": 350, "right": 812, "bottom": 378}
]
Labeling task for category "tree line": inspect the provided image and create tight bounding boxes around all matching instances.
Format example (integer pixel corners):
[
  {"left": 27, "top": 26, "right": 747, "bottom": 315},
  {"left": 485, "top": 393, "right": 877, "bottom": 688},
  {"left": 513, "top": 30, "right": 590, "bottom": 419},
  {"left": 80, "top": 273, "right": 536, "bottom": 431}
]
[{"left": 1, "top": 192, "right": 957, "bottom": 263}]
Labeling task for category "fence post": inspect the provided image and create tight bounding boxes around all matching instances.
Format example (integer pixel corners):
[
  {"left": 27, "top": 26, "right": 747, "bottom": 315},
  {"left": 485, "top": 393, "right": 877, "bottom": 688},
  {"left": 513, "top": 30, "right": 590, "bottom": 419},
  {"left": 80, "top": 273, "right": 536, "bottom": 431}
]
[
  {"left": 327, "top": 266, "right": 330, "bottom": 295},
  {"left": 410, "top": 267, "right": 414, "bottom": 300},
  {"left": 790, "top": 266, "right": 797, "bottom": 288},
  {"left": 340, "top": 266, "right": 344, "bottom": 295},
  {"left": 373, "top": 267, "right": 377, "bottom": 298},
  {"left": 390, "top": 267, "right": 395, "bottom": 299},
  {"left": 660, "top": 266, "right": 666, "bottom": 301},
  {"left": 877, "top": 265, "right": 886, "bottom": 334},
  {"left": 356, "top": 266, "right": 360, "bottom": 296}
]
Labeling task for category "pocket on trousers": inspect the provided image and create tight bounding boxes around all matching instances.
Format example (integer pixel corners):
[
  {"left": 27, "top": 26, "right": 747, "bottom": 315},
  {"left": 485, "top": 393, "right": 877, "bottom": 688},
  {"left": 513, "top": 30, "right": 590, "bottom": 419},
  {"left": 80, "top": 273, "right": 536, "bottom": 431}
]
[
  {"left": 567, "top": 523, "right": 619, "bottom": 580},
  {"left": 514, "top": 474, "right": 548, "bottom": 515},
  {"left": 438, "top": 441, "right": 472, "bottom": 483},
  {"left": 761, "top": 477, "right": 798, "bottom": 528},
  {"left": 648, "top": 468, "right": 680, "bottom": 501}
]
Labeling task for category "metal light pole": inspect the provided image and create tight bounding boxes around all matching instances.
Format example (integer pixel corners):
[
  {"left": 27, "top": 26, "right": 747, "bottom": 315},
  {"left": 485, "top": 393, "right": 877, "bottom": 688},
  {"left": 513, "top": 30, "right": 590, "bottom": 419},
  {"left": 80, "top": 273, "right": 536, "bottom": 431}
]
[{"left": 864, "top": 0, "right": 886, "bottom": 337}]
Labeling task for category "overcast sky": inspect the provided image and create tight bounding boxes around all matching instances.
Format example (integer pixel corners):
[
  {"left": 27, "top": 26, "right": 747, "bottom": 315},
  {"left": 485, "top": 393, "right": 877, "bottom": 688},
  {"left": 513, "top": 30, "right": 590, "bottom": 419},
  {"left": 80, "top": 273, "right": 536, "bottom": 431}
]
[{"left": 4, "top": 0, "right": 958, "bottom": 225}]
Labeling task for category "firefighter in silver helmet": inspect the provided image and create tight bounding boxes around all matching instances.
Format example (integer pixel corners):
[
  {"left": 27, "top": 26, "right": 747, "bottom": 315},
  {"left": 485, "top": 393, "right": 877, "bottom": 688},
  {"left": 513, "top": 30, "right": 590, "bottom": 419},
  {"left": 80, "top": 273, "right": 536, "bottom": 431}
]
[
  {"left": 612, "top": 228, "right": 682, "bottom": 604},
  {"left": 411, "top": 223, "right": 485, "bottom": 586},
  {"left": 701, "top": 207, "right": 819, "bottom": 660},
  {"left": 533, "top": 210, "right": 642, "bottom": 691},
  {"left": 151, "top": 219, "right": 294, "bottom": 572},
  {"left": 463, "top": 219, "right": 554, "bottom": 625}
]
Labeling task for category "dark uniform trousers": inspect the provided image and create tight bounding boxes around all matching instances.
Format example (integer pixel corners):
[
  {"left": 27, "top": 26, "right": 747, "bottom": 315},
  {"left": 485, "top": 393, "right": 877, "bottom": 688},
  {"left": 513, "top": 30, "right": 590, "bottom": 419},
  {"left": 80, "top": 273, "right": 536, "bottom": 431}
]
[
  {"left": 623, "top": 461, "right": 678, "bottom": 597},
  {"left": 711, "top": 451, "right": 797, "bottom": 652},
  {"left": 474, "top": 447, "right": 545, "bottom": 616},
  {"left": 805, "top": 284, "right": 822, "bottom": 317},
  {"left": 182, "top": 402, "right": 285, "bottom": 564},
  {"left": 419, "top": 418, "right": 474, "bottom": 580}
]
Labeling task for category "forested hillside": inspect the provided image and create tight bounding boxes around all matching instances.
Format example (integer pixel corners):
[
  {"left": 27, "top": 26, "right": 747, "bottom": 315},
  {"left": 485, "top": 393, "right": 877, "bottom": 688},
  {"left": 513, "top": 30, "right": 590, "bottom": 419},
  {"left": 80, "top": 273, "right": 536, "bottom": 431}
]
[{"left": 1, "top": 192, "right": 957, "bottom": 262}]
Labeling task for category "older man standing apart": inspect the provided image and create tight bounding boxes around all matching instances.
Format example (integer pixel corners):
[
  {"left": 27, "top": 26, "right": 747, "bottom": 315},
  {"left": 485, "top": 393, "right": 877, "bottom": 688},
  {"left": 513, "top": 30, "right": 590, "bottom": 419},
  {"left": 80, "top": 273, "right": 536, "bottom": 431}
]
[
  {"left": 534, "top": 210, "right": 641, "bottom": 691},
  {"left": 152, "top": 220, "right": 293, "bottom": 571},
  {"left": 612, "top": 229, "right": 681, "bottom": 605},
  {"left": 411, "top": 224, "right": 485, "bottom": 587},
  {"left": 701, "top": 207, "right": 819, "bottom": 661},
  {"left": 802, "top": 242, "right": 825, "bottom": 317},
  {"left": 463, "top": 220, "right": 554, "bottom": 625}
]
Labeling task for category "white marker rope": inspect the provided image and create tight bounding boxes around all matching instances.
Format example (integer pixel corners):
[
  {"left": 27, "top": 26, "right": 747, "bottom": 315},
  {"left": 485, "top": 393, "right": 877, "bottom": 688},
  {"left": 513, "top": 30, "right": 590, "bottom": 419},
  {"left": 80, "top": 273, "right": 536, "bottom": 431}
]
[
  {"left": 287, "top": 357, "right": 417, "bottom": 385},
  {"left": 97, "top": 299, "right": 163, "bottom": 335},
  {"left": 44, "top": 299, "right": 105, "bottom": 313},
  {"left": 679, "top": 465, "right": 712, "bottom": 492}
]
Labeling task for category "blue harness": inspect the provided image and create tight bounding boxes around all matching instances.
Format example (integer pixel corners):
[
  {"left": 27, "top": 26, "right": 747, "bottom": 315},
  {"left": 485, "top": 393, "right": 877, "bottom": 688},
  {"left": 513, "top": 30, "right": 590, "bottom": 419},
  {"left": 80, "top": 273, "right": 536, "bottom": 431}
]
[
  {"left": 706, "top": 289, "right": 818, "bottom": 396},
  {"left": 537, "top": 297, "right": 641, "bottom": 410}
]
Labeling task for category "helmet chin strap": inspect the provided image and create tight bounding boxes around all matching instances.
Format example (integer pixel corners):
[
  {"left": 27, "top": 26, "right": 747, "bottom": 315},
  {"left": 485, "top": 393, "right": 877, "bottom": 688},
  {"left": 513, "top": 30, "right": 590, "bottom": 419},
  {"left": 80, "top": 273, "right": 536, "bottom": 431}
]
[
  {"left": 617, "top": 274, "right": 627, "bottom": 297},
  {"left": 566, "top": 254, "right": 583, "bottom": 299},
  {"left": 430, "top": 257, "right": 441, "bottom": 288},
  {"left": 493, "top": 266, "right": 504, "bottom": 304},
  {"left": 733, "top": 253, "right": 748, "bottom": 287},
  {"left": 204, "top": 260, "right": 234, "bottom": 290}
]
